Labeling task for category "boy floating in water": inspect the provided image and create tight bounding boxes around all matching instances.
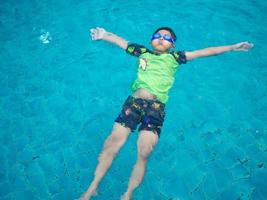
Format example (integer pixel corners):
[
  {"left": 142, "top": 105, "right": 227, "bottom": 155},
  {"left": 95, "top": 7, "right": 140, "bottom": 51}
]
[{"left": 80, "top": 27, "right": 253, "bottom": 200}]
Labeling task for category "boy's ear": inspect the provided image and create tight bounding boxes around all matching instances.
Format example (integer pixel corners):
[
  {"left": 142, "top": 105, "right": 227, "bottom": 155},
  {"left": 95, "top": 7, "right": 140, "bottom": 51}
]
[{"left": 169, "top": 44, "right": 175, "bottom": 52}]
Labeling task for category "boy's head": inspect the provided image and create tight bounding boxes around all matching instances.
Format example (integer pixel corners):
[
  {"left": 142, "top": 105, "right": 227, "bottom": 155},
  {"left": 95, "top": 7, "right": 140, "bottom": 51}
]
[{"left": 151, "top": 27, "right": 176, "bottom": 53}]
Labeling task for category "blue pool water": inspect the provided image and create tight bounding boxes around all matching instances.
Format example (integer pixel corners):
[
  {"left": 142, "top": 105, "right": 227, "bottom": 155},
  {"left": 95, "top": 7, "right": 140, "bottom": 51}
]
[{"left": 1, "top": 0, "right": 267, "bottom": 199}]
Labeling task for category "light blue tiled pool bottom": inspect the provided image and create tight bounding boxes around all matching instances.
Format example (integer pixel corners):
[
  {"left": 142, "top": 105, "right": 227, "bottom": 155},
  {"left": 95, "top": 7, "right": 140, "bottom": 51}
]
[{"left": 1, "top": 0, "right": 267, "bottom": 199}]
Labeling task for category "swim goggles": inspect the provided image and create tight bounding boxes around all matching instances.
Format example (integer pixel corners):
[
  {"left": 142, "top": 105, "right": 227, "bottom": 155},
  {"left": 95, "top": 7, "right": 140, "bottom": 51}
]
[{"left": 151, "top": 33, "right": 174, "bottom": 43}]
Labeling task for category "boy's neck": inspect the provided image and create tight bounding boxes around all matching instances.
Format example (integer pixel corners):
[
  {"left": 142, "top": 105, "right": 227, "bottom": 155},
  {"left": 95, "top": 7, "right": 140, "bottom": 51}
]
[{"left": 153, "top": 50, "right": 169, "bottom": 55}]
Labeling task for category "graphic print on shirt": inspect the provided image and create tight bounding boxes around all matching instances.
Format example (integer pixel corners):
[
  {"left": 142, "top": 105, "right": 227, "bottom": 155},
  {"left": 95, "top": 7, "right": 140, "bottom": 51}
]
[{"left": 139, "top": 58, "right": 148, "bottom": 70}]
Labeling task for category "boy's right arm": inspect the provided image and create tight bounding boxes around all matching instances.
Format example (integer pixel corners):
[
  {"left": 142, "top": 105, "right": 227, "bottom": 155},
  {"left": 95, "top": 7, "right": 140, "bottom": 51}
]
[{"left": 90, "top": 27, "right": 128, "bottom": 50}]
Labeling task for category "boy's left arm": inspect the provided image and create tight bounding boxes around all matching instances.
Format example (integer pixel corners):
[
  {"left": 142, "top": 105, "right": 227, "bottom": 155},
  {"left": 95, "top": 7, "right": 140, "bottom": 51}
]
[{"left": 185, "top": 42, "right": 254, "bottom": 61}]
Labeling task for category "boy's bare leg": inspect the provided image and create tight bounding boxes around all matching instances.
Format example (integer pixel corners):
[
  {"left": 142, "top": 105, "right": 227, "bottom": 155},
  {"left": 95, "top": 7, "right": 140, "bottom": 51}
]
[
  {"left": 80, "top": 122, "right": 131, "bottom": 200},
  {"left": 121, "top": 130, "right": 159, "bottom": 200}
]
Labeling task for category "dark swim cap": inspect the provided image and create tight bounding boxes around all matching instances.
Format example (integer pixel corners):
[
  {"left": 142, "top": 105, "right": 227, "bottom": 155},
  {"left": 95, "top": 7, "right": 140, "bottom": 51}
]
[{"left": 153, "top": 27, "right": 177, "bottom": 42}]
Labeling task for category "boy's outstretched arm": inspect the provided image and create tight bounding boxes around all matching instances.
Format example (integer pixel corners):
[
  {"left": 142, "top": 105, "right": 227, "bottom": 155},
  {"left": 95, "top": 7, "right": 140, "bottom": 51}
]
[
  {"left": 90, "top": 27, "right": 128, "bottom": 49},
  {"left": 185, "top": 42, "right": 254, "bottom": 61}
]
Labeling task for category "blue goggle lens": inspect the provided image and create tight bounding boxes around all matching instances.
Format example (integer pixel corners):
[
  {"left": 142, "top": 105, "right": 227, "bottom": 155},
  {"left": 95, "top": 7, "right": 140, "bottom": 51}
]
[{"left": 151, "top": 33, "right": 174, "bottom": 43}]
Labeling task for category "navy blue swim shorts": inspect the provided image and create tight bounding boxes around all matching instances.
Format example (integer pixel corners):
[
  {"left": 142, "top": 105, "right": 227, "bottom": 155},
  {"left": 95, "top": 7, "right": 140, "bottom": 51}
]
[{"left": 115, "top": 96, "right": 165, "bottom": 136}]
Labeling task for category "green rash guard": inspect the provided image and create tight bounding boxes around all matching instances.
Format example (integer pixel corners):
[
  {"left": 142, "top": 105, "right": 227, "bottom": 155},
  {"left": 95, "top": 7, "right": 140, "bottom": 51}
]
[{"left": 126, "top": 43, "right": 187, "bottom": 103}]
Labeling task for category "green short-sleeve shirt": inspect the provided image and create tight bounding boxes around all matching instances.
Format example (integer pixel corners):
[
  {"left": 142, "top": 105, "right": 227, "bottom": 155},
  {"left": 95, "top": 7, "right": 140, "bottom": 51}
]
[{"left": 126, "top": 43, "right": 187, "bottom": 103}]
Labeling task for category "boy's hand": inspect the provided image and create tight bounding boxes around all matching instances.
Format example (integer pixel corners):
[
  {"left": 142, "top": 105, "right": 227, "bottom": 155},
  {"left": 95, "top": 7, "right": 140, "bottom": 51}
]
[
  {"left": 90, "top": 27, "right": 106, "bottom": 40},
  {"left": 232, "top": 42, "right": 254, "bottom": 51}
]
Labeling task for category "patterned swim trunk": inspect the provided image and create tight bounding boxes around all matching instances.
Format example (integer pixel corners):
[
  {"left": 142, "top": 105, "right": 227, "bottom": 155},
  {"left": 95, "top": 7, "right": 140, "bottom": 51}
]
[{"left": 115, "top": 96, "right": 165, "bottom": 136}]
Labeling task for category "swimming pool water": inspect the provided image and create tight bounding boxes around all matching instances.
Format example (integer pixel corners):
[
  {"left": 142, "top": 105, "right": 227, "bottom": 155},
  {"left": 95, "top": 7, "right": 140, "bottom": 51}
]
[{"left": 1, "top": 0, "right": 267, "bottom": 199}]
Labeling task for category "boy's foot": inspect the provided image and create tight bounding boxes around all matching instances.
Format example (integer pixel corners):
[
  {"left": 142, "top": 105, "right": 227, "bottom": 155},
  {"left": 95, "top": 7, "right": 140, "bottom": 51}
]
[
  {"left": 79, "top": 190, "right": 97, "bottom": 200},
  {"left": 79, "top": 184, "right": 98, "bottom": 200},
  {"left": 121, "top": 192, "right": 132, "bottom": 200}
]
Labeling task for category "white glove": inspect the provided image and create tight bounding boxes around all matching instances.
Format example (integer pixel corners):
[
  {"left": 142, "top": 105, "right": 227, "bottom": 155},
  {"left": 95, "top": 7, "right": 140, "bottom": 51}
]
[{"left": 90, "top": 27, "right": 106, "bottom": 40}]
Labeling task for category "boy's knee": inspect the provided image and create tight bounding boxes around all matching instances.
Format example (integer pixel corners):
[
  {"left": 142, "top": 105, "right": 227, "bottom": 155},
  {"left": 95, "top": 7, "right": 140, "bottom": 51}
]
[
  {"left": 138, "top": 143, "right": 153, "bottom": 160},
  {"left": 104, "top": 132, "right": 126, "bottom": 150},
  {"left": 111, "top": 132, "right": 127, "bottom": 144}
]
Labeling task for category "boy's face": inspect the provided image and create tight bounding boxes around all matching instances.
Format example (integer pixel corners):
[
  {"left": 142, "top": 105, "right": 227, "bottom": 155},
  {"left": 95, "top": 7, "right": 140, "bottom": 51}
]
[{"left": 151, "top": 29, "right": 174, "bottom": 53}]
